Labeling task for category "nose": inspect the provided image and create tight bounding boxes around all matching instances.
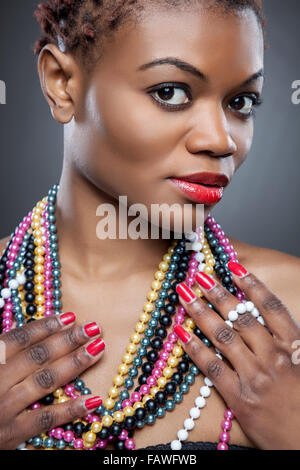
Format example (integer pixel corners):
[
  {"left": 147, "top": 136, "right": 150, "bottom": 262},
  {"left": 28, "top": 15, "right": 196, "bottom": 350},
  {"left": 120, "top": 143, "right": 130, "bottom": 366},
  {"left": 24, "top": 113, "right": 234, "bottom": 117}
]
[{"left": 185, "top": 101, "right": 237, "bottom": 158}]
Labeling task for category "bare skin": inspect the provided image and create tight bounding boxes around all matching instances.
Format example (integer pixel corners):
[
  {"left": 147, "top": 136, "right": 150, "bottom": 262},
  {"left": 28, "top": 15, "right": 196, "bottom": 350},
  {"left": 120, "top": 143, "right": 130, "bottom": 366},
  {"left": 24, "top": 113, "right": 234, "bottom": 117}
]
[
  {"left": 1, "top": 3, "right": 300, "bottom": 450},
  {"left": 0, "top": 234, "right": 299, "bottom": 449}
]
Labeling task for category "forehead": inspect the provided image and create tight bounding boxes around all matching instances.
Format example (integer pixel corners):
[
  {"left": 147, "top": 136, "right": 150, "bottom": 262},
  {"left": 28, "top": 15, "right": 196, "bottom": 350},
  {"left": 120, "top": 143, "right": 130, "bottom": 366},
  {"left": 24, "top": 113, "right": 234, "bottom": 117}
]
[{"left": 96, "top": 4, "right": 264, "bottom": 82}]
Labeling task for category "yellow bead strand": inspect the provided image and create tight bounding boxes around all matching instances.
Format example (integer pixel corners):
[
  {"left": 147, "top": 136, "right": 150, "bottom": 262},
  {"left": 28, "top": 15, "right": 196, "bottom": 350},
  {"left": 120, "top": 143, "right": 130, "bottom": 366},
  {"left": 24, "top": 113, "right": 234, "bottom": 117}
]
[
  {"left": 31, "top": 200, "right": 47, "bottom": 320},
  {"left": 100, "top": 242, "right": 177, "bottom": 425},
  {"left": 81, "top": 242, "right": 185, "bottom": 445}
]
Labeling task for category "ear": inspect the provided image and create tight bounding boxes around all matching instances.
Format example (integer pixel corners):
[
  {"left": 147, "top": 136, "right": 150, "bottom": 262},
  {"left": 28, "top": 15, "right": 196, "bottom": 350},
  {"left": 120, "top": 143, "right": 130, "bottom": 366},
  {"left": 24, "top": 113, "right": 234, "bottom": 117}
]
[{"left": 37, "top": 44, "right": 81, "bottom": 124}]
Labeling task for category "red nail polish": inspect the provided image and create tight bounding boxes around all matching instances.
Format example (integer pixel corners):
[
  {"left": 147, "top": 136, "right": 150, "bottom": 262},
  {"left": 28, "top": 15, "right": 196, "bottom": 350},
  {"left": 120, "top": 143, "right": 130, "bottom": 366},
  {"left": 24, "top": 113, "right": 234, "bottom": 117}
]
[
  {"left": 195, "top": 272, "right": 216, "bottom": 291},
  {"left": 174, "top": 325, "right": 192, "bottom": 344},
  {"left": 85, "top": 396, "right": 103, "bottom": 410},
  {"left": 60, "top": 312, "right": 76, "bottom": 325},
  {"left": 86, "top": 338, "right": 105, "bottom": 357},
  {"left": 228, "top": 261, "right": 249, "bottom": 278},
  {"left": 176, "top": 283, "right": 197, "bottom": 303},
  {"left": 83, "top": 322, "right": 101, "bottom": 338}
]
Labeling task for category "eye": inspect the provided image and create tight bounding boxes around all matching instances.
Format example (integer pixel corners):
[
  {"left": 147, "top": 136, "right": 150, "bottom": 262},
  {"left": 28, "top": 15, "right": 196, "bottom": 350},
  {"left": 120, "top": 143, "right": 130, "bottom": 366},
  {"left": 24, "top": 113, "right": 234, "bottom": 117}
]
[
  {"left": 228, "top": 94, "right": 262, "bottom": 117},
  {"left": 148, "top": 83, "right": 191, "bottom": 110}
]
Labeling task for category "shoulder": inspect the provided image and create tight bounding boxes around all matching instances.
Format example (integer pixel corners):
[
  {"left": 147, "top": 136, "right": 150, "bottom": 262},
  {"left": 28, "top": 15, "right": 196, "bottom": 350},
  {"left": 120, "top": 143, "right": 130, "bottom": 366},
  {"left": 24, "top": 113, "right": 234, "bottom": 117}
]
[
  {"left": 229, "top": 236, "right": 300, "bottom": 322},
  {"left": 230, "top": 236, "right": 300, "bottom": 273},
  {"left": 0, "top": 235, "right": 11, "bottom": 256}
]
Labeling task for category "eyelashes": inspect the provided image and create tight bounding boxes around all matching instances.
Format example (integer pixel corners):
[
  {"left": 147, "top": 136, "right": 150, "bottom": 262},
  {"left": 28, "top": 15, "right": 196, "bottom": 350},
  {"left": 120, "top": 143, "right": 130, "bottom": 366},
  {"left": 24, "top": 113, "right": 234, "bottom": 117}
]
[
  {"left": 228, "top": 93, "right": 263, "bottom": 118},
  {"left": 148, "top": 83, "right": 192, "bottom": 112},
  {"left": 147, "top": 82, "right": 263, "bottom": 118}
]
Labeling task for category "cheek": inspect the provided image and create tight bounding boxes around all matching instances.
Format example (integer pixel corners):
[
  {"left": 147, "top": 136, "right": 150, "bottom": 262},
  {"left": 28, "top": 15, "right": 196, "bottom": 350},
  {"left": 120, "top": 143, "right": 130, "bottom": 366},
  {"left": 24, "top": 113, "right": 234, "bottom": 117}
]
[
  {"left": 89, "top": 83, "right": 181, "bottom": 171},
  {"left": 78, "top": 85, "right": 180, "bottom": 203},
  {"left": 232, "top": 119, "right": 254, "bottom": 171}
]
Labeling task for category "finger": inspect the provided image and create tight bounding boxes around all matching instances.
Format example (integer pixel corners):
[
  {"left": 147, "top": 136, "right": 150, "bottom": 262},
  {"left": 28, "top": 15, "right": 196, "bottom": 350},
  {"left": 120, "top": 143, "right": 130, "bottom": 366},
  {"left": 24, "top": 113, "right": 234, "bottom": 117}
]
[
  {"left": 176, "top": 282, "right": 258, "bottom": 376},
  {"left": 0, "top": 321, "right": 102, "bottom": 394},
  {"left": 227, "top": 261, "right": 299, "bottom": 342},
  {"left": 5, "top": 337, "right": 105, "bottom": 417},
  {"left": 0, "top": 312, "right": 77, "bottom": 361},
  {"left": 11, "top": 395, "right": 103, "bottom": 451},
  {"left": 194, "top": 272, "right": 276, "bottom": 356},
  {"left": 174, "top": 324, "right": 240, "bottom": 408}
]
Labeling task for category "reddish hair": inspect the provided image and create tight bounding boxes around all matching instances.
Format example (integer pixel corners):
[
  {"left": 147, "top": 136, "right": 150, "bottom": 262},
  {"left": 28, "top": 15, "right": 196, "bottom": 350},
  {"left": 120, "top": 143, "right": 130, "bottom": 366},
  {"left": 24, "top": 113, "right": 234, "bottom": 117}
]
[{"left": 33, "top": 0, "right": 267, "bottom": 69}]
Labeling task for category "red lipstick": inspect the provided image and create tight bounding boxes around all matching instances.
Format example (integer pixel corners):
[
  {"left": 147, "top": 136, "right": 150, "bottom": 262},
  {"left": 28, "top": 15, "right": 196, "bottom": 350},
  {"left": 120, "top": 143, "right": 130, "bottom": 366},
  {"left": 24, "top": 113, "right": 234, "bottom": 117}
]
[{"left": 169, "top": 172, "right": 229, "bottom": 205}]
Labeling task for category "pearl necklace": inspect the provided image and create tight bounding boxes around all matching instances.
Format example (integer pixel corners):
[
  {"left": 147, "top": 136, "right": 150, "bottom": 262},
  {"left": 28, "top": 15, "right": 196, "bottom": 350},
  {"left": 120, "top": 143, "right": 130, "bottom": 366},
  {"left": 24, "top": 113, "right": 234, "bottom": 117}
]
[{"left": 0, "top": 185, "right": 245, "bottom": 450}]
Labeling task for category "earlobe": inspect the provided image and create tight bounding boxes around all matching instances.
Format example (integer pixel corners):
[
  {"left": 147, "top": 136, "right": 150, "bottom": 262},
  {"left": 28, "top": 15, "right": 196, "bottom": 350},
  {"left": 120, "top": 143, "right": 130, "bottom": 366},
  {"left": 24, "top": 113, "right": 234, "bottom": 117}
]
[
  {"left": 37, "top": 44, "right": 76, "bottom": 124},
  {"left": 51, "top": 102, "right": 74, "bottom": 124}
]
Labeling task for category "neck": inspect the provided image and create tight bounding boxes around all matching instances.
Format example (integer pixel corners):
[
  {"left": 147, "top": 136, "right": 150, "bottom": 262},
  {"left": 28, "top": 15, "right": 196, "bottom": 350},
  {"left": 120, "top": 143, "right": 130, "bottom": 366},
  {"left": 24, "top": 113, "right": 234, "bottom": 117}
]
[{"left": 55, "top": 161, "right": 174, "bottom": 282}]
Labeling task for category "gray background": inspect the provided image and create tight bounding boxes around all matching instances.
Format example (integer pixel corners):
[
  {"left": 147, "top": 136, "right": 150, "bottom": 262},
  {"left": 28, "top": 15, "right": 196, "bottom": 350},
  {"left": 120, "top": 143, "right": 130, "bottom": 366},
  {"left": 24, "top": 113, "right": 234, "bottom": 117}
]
[{"left": 0, "top": 0, "right": 299, "bottom": 256}]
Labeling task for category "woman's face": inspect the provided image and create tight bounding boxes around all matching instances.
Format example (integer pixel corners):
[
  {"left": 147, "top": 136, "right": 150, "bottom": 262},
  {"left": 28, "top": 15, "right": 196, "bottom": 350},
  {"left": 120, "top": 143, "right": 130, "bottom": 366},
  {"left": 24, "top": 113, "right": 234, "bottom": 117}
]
[{"left": 59, "top": 3, "right": 264, "bottom": 230}]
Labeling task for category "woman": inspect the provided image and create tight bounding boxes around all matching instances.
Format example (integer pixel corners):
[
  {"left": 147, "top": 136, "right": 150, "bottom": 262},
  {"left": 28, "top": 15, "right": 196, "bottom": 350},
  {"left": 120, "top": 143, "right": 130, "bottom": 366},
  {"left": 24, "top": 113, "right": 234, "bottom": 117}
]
[{"left": 0, "top": 0, "right": 299, "bottom": 451}]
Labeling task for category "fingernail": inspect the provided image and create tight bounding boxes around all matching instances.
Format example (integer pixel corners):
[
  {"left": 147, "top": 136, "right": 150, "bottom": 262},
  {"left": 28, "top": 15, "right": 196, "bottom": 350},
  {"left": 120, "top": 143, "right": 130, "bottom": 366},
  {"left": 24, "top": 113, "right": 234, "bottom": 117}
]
[
  {"left": 85, "top": 396, "right": 103, "bottom": 410},
  {"left": 59, "top": 312, "right": 76, "bottom": 325},
  {"left": 174, "top": 324, "right": 192, "bottom": 344},
  {"left": 228, "top": 261, "right": 249, "bottom": 278},
  {"left": 86, "top": 338, "right": 105, "bottom": 357},
  {"left": 176, "top": 283, "right": 197, "bottom": 304},
  {"left": 83, "top": 322, "right": 101, "bottom": 338},
  {"left": 195, "top": 272, "right": 216, "bottom": 291}
]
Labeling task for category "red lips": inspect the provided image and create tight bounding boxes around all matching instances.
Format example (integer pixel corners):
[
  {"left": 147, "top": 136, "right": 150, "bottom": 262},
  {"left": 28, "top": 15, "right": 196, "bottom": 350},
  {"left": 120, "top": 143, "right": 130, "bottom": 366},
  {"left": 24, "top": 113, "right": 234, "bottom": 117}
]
[
  {"left": 169, "top": 172, "right": 229, "bottom": 205},
  {"left": 176, "top": 172, "right": 229, "bottom": 187},
  {"left": 170, "top": 179, "right": 224, "bottom": 204}
]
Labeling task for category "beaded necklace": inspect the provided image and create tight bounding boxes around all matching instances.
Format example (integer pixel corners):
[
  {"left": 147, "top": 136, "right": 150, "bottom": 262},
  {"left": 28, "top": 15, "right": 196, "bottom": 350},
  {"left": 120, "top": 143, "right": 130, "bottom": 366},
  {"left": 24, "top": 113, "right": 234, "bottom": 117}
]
[{"left": 0, "top": 184, "right": 247, "bottom": 451}]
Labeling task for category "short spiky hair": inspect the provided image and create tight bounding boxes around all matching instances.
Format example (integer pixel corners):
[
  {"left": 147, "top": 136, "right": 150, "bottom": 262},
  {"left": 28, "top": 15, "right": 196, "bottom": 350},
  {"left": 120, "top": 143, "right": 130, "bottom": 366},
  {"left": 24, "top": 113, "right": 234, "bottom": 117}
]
[{"left": 33, "top": 0, "right": 266, "bottom": 70}]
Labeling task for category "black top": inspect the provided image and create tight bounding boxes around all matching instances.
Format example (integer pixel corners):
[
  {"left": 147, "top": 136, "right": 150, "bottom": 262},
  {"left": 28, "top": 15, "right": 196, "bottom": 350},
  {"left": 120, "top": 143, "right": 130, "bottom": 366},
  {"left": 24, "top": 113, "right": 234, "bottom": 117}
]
[{"left": 139, "top": 441, "right": 257, "bottom": 450}]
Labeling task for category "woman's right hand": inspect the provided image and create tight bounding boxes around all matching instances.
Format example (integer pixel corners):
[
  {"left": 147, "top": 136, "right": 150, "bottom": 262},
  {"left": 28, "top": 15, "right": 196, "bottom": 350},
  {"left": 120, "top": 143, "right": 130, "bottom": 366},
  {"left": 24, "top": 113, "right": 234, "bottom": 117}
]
[{"left": 0, "top": 312, "right": 105, "bottom": 450}]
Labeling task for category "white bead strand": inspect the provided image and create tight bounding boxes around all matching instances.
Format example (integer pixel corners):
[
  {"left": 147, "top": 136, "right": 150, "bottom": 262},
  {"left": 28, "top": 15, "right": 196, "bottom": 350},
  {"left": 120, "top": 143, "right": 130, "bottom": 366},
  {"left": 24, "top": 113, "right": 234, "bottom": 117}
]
[
  {"left": 170, "top": 377, "right": 214, "bottom": 450},
  {"left": 0, "top": 271, "right": 26, "bottom": 304}
]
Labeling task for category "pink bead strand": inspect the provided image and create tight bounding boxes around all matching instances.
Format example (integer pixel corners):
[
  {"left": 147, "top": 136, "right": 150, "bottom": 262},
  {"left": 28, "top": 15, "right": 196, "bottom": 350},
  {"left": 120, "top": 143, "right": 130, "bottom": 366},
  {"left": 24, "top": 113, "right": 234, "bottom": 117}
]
[
  {"left": 207, "top": 215, "right": 248, "bottom": 449},
  {"left": 217, "top": 409, "right": 235, "bottom": 450},
  {"left": 1, "top": 212, "right": 33, "bottom": 333}
]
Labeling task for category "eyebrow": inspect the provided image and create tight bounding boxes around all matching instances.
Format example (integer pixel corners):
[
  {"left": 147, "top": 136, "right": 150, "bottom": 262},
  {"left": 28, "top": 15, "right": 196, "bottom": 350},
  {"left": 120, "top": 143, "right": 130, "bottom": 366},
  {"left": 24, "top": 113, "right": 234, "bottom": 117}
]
[{"left": 138, "top": 57, "right": 264, "bottom": 87}]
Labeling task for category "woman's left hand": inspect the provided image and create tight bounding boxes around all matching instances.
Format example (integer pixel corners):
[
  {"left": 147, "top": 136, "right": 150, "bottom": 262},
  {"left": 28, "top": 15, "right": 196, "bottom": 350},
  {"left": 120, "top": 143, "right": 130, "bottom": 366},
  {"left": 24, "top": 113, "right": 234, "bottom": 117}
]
[{"left": 175, "top": 262, "right": 300, "bottom": 450}]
